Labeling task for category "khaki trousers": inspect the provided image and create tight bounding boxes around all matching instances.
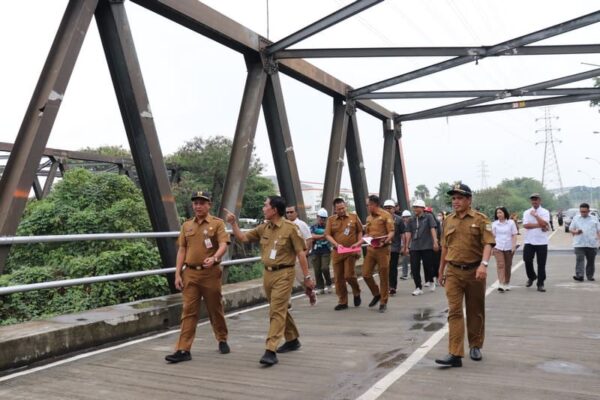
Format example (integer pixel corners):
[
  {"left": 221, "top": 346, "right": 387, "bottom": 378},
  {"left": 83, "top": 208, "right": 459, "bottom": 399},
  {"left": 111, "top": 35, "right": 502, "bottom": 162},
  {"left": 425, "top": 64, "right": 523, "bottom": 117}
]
[
  {"left": 264, "top": 267, "right": 298, "bottom": 351},
  {"left": 177, "top": 267, "right": 228, "bottom": 351},
  {"left": 332, "top": 253, "right": 361, "bottom": 305},
  {"left": 445, "top": 265, "right": 485, "bottom": 357},
  {"left": 493, "top": 248, "right": 513, "bottom": 284},
  {"left": 362, "top": 247, "right": 390, "bottom": 304}
]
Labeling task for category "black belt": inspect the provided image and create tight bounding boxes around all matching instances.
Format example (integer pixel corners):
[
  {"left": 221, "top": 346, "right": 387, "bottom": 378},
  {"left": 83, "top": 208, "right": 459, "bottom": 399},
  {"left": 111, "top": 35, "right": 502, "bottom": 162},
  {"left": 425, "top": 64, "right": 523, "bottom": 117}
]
[
  {"left": 449, "top": 261, "right": 480, "bottom": 270},
  {"left": 265, "top": 264, "right": 294, "bottom": 272}
]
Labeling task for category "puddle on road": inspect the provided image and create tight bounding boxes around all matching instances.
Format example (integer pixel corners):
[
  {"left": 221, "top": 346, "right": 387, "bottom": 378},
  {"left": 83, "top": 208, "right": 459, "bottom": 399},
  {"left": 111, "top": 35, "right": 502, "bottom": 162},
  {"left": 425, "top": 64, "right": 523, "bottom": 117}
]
[
  {"left": 372, "top": 348, "right": 408, "bottom": 369},
  {"left": 423, "top": 322, "right": 444, "bottom": 331},
  {"left": 413, "top": 308, "right": 434, "bottom": 321},
  {"left": 410, "top": 323, "right": 424, "bottom": 330},
  {"left": 537, "top": 360, "right": 593, "bottom": 375}
]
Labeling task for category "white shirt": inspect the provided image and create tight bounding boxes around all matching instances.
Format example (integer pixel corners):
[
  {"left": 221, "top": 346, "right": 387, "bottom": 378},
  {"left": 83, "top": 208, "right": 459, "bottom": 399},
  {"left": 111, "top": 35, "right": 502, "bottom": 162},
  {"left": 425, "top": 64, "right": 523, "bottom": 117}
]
[
  {"left": 522, "top": 206, "right": 550, "bottom": 245},
  {"left": 293, "top": 219, "right": 312, "bottom": 240},
  {"left": 570, "top": 214, "right": 600, "bottom": 248},
  {"left": 492, "top": 219, "right": 518, "bottom": 251}
]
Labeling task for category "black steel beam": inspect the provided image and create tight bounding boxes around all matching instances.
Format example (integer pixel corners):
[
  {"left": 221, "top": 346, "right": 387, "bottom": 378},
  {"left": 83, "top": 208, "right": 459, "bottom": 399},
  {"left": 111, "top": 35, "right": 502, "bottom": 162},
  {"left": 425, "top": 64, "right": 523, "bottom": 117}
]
[
  {"left": 275, "top": 44, "right": 600, "bottom": 59},
  {"left": 378, "top": 119, "right": 395, "bottom": 201},
  {"left": 0, "top": 0, "right": 98, "bottom": 273},
  {"left": 322, "top": 99, "right": 350, "bottom": 215},
  {"left": 265, "top": 0, "right": 382, "bottom": 55},
  {"left": 345, "top": 105, "right": 369, "bottom": 223},
  {"left": 131, "top": 0, "right": 393, "bottom": 121},
  {"left": 393, "top": 126, "right": 409, "bottom": 211},
  {"left": 95, "top": 0, "right": 180, "bottom": 292},
  {"left": 42, "top": 161, "right": 60, "bottom": 198},
  {"left": 350, "top": 10, "right": 600, "bottom": 97},
  {"left": 0, "top": 142, "right": 130, "bottom": 165},
  {"left": 262, "top": 71, "right": 307, "bottom": 221},
  {"left": 356, "top": 88, "right": 600, "bottom": 100},
  {"left": 219, "top": 57, "right": 268, "bottom": 218},
  {"left": 398, "top": 67, "right": 600, "bottom": 122},
  {"left": 412, "top": 94, "right": 600, "bottom": 120}
]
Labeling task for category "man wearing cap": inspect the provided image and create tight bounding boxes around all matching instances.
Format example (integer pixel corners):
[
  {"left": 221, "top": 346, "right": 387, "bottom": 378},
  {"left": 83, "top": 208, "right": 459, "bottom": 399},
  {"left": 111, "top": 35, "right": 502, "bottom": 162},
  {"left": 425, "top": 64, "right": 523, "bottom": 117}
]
[
  {"left": 165, "top": 191, "right": 231, "bottom": 364},
  {"left": 435, "top": 183, "right": 495, "bottom": 367},
  {"left": 383, "top": 200, "right": 403, "bottom": 295},
  {"left": 522, "top": 193, "right": 551, "bottom": 292},
  {"left": 406, "top": 199, "right": 439, "bottom": 295},
  {"left": 325, "top": 197, "right": 364, "bottom": 311},
  {"left": 225, "top": 196, "right": 315, "bottom": 366},
  {"left": 310, "top": 208, "right": 333, "bottom": 294},
  {"left": 363, "top": 195, "right": 395, "bottom": 312}
]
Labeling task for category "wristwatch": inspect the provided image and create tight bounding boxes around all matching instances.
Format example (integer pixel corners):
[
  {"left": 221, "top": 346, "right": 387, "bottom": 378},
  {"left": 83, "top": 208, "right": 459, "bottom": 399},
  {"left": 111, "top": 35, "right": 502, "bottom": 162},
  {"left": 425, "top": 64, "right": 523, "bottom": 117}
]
[
  {"left": 304, "top": 275, "right": 311, "bottom": 280},
  {"left": 481, "top": 260, "right": 489, "bottom": 267}
]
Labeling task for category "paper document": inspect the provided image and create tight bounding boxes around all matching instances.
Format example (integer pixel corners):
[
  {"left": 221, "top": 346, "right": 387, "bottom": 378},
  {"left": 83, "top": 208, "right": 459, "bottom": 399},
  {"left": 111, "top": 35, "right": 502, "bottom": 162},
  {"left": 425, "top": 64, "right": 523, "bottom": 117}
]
[{"left": 337, "top": 245, "right": 361, "bottom": 254}]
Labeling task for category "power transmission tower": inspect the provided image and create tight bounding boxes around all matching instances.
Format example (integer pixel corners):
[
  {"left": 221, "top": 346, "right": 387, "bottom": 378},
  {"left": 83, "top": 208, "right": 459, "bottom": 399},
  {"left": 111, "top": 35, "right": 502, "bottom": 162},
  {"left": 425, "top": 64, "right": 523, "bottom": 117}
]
[
  {"left": 477, "top": 161, "right": 490, "bottom": 189},
  {"left": 535, "top": 107, "right": 564, "bottom": 193}
]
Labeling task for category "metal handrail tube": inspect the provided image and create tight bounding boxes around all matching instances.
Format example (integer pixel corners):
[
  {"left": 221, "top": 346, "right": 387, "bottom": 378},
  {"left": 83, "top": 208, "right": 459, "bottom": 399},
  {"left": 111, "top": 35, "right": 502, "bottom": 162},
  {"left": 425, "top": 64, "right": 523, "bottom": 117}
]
[
  {"left": 0, "top": 229, "right": 251, "bottom": 245},
  {"left": 0, "top": 256, "right": 261, "bottom": 296}
]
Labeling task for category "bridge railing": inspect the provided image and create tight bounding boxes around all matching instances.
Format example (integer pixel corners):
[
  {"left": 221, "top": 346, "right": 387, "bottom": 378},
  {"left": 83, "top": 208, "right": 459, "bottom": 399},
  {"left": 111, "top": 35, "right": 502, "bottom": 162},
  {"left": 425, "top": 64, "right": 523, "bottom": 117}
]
[{"left": 0, "top": 231, "right": 259, "bottom": 296}]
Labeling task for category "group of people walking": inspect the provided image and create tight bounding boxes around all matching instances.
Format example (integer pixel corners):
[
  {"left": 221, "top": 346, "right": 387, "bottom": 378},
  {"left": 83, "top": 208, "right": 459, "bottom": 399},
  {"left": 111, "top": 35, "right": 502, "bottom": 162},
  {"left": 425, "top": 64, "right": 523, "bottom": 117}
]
[{"left": 163, "top": 184, "right": 599, "bottom": 369}]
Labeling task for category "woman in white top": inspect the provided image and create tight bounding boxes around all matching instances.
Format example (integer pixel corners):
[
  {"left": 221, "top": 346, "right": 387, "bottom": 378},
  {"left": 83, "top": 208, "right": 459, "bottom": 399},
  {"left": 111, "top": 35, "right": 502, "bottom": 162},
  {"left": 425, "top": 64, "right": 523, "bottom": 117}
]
[{"left": 492, "top": 207, "right": 518, "bottom": 292}]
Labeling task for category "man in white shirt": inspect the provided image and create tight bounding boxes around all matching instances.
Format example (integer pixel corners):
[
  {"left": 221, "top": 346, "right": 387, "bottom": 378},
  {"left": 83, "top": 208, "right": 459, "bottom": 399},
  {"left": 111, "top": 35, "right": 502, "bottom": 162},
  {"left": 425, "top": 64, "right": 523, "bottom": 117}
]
[
  {"left": 286, "top": 206, "right": 317, "bottom": 305},
  {"left": 522, "top": 193, "right": 550, "bottom": 292},
  {"left": 569, "top": 202, "right": 600, "bottom": 282}
]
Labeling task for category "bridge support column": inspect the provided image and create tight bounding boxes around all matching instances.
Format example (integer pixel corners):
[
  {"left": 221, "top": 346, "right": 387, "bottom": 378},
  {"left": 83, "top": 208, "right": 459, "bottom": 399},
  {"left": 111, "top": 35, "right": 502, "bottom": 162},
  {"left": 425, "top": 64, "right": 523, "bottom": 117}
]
[
  {"left": 322, "top": 98, "right": 349, "bottom": 215},
  {"left": 219, "top": 57, "right": 268, "bottom": 218},
  {"left": 262, "top": 65, "right": 306, "bottom": 220},
  {"left": 345, "top": 102, "right": 369, "bottom": 223},
  {"left": 96, "top": 0, "right": 180, "bottom": 292},
  {"left": 393, "top": 122, "right": 410, "bottom": 210},
  {"left": 0, "top": 0, "right": 99, "bottom": 273},
  {"left": 379, "top": 118, "right": 395, "bottom": 202}
]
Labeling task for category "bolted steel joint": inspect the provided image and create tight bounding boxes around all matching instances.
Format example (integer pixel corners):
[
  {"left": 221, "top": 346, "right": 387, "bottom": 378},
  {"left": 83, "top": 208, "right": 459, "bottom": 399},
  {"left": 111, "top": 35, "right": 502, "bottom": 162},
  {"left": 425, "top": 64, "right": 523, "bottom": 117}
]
[{"left": 345, "top": 101, "right": 356, "bottom": 116}]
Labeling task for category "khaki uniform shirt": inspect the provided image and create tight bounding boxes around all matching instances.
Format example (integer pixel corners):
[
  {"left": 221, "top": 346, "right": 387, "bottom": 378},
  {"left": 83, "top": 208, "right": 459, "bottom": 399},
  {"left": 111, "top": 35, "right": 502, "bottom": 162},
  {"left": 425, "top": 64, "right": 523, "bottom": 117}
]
[
  {"left": 442, "top": 209, "right": 495, "bottom": 264},
  {"left": 365, "top": 208, "right": 394, "bottom": 238},
  {"left": 178, "top": 215, "right": 230, "bottom": 266},
  {"left": 246, "top": 218, "right": 307, "bottom": 267},
  {"left": 325, "top": 212, "right": 363, "bottom": 248}
]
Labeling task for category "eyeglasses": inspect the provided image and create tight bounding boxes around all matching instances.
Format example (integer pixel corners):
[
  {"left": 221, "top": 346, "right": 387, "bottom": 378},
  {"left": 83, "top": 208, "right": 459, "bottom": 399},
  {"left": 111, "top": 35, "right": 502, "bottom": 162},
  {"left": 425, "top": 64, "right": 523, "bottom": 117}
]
[{"left": 285, "top": 211, "right": 295, "bottom": 214}]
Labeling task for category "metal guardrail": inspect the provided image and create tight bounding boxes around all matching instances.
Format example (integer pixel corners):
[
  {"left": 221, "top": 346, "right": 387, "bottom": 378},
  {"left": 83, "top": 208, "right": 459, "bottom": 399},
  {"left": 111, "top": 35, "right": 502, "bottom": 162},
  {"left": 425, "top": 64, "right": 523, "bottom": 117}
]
[{"left": 0, "top": 256, "right": 261, "bottom": 296}]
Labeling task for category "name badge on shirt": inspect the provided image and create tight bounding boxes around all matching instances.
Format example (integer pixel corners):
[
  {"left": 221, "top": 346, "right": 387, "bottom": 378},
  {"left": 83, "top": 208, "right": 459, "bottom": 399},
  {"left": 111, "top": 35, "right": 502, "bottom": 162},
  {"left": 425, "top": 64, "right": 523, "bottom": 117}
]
[
  {"left": 269, "top": 249, "right": 277, "bottom": 260},
  {"left": 204, "top": 238, "right": 213, "bottom": 249},
  {"left": 343, "top": 225, "right": 350, "bottom": 236}
]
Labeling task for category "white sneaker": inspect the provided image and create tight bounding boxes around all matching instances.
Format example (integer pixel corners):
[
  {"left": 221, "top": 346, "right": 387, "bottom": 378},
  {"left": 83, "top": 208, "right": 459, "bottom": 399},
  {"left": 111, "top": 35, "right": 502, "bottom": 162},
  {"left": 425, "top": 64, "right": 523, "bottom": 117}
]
[
  {"left": 504, "top": 284, "right": 511, "bottom": 291},
  {"left": 326, "top": 285, "right": 332, "bottom": 294},
  {"left": 430, "top": 281, "right": 436, "bottom": 292},
  {"left": 412, "top": 288, "right": 424, "bottom": 296},
  {"left": 318, "top": 288, "right": 325, "bottom": 295},
  {"left": 423, "top": 282, "right": 431, "bottom": 287}
]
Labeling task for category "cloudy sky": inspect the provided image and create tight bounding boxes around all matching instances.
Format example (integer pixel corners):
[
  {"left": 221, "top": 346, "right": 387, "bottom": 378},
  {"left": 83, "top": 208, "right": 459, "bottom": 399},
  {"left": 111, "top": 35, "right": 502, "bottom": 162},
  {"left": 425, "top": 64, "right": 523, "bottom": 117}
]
[{"left": 2, "top": 0, "right": 600, "bottom": 199}]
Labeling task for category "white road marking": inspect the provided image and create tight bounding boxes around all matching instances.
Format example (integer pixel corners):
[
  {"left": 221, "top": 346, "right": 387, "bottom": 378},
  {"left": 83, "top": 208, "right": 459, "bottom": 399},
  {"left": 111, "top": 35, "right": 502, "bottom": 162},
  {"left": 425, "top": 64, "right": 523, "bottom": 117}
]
[{"left": 356, "top": 230, "right": 558, "bottom": 400}]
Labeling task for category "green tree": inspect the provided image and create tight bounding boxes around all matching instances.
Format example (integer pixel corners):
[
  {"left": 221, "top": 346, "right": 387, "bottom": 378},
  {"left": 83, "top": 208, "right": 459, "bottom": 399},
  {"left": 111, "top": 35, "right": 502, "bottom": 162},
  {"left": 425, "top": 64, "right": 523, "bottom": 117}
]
[
  {"left": 79, "top": 145, "right": 131, "bottom": 158},
  {"left": 2, "top": 169, "right": 167, "bottom": 325},
  {"left": 414, "top": 184, "right": 430, "bottom": 201},
  {"left": 167, "top": 136, "right": 275, "bottom": 219},
  {"left": 431, "top": 182, "right": 452, "bottom": 212}
]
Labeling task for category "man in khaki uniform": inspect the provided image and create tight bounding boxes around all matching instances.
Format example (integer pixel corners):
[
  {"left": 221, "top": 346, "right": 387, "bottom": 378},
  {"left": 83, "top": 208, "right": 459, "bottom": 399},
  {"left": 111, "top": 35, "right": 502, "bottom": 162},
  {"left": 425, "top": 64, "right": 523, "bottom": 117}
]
[
  {"left": 225, "top": 196, "right": 315, "bottom": 366},
  {"left": 165, "top": 191, "right": 230, "bottom": 363},
  {"left": 325, "top": 197, "right": 364, "bottom": 310},
  {"left": 363, "top": 195, "right": 395, "bottom": 313},
  {"left": 436, "top": 183, "right": 495, "bottom": 368}
]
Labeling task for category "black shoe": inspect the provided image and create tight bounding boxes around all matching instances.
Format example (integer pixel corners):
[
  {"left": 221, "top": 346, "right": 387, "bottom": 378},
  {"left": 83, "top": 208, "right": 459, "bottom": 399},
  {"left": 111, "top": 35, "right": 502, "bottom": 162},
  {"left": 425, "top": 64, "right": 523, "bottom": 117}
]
[
  {"left": 525, "top": 278, "right": 535, "bottom": 287},
  {"left": 259, "top": 350, "right": 278, "bottom": 366},
  {"left": 165, "top": 350, "right": 191, "bottom": 363},
  {"left": 276, "top": 338, "right": 301, "bottom": 353},
  {"left": 537, "top": 286, "right": 546, "bottom": 292},
  {"left": 573, "top": 275, "right": 584, "bottom": 282},
  {"left": 368, "top": 295, "right": 381, "bottom": 308},
  {"left": 497, "top": 286, "right": 505, "bottom": 292},
  {"left": 588, "top": 277, "right": 595, "bottom": 281},
  {"left": 435, "top": 354, "right": 462, "bottom": 367},
  {"left": 219, "top": 341, "right": 230, "bottom": 354},
  {"left": 334, "top": 303, "right": 349, "bottom": 311},
  {"left": 354, "top": 295, "right": 362, "bottom": 307},
  {"left": 469, "top": 347, "right": 482, "bottom": 361},
  {"left": 389, "top": 288, "right": 397, "bottom": 295},
  {"left": 379, "top": 304, "right": 387, "bottom": 313}
]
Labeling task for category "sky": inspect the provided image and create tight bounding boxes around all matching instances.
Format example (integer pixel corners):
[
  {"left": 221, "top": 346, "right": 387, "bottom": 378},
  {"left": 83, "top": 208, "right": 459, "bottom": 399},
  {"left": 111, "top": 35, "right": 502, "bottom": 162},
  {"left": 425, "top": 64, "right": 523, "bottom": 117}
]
[{"left": 1, "top": 0, "right": 600, "bottom": 200}]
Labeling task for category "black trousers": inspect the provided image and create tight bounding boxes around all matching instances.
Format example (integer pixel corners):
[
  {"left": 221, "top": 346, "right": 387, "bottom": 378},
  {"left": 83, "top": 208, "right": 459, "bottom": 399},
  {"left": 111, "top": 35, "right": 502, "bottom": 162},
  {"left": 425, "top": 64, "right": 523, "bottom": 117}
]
[
  {"left": 389, "top": 251, "right": 400, "bottom": 289},
  {"left": 523, "top": 244, "right": 547, "bottom": 286},
  {"left": 410, "top": 249, "right": 436, "bottom": 289}
]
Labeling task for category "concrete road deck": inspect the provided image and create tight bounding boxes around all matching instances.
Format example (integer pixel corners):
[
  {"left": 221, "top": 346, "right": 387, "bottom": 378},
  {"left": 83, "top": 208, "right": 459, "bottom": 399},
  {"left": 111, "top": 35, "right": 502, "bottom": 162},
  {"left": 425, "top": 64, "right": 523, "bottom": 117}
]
[{"left": 1, "top": 229, "right": 599, "bottom": 399}]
